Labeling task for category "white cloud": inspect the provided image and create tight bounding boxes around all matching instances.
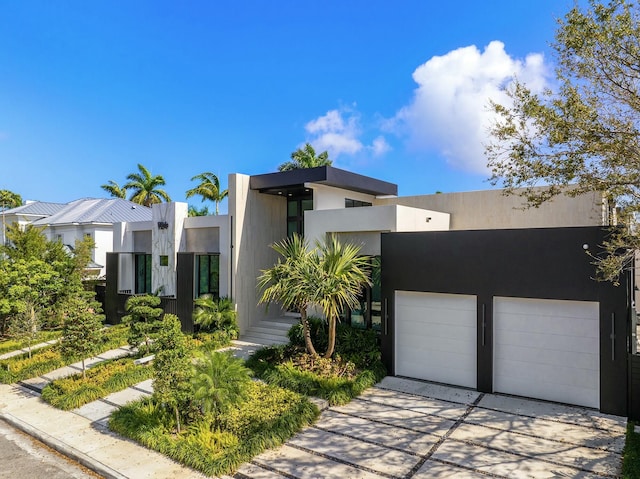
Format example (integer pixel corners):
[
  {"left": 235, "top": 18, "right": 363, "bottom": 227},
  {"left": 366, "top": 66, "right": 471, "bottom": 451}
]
[
  {"left": 370, "top": 136, "right": 390, "bottom": 156},
  {"left": 304, "top": 108, "right": 391, "bottom": 160},
  {"left": 392, "top": 40, "right": 549, "bottom": 173}
]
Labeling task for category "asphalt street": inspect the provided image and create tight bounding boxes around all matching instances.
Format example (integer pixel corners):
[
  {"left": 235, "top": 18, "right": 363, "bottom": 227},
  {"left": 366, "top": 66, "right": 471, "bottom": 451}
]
[{"left": 0, "top": 419, "right": 100, "bottom": 479}]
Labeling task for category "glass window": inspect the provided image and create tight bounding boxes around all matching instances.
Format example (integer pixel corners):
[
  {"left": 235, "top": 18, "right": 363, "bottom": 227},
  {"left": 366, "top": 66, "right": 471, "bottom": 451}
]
[
  {"left": 345, "top": 255, "right": 381, "bottom": 331},
  {"left": 135, "top": 254, "right": 152, "bottom": 294},
  {"left": 345, "top": 198, "right": 372, "bottom": 208},
  {"left": 196, "top": 255, "right": 220, "bottom": 297}
]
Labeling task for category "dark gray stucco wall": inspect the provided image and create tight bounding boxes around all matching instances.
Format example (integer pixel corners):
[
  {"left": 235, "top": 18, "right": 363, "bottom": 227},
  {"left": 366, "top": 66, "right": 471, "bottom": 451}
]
[{"left": 381, "top": 226, "right": 630, "bottom": 416}]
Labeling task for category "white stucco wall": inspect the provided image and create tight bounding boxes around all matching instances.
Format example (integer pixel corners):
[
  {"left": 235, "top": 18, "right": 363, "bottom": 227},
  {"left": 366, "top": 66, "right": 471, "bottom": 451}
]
[
  {"left": 377, "top": 189, "right": 606, "bottom": 230},
  {"left": 151, "top": 202, "right": 187, "bottom": 297},
  {"left": 305, "top": 205, "right": 450, "bottom": 255},
  {"left": 230, "top": 173, "right": 287, "bottom": 333},
  {"left": 310, "top": 183, "right": 377, "bottom": 210}
]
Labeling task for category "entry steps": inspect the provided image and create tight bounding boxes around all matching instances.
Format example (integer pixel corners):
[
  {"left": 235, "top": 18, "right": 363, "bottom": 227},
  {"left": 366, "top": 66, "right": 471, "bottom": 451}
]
[{"left": 240, "top": 317, "right": 299, "bottom": 346}]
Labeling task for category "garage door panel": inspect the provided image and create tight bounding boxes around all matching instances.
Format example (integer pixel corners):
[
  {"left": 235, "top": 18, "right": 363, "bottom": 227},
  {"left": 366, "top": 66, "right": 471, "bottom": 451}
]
[
  {"left": 495, "top": 297, "right": 597, "bottom": 318},
  {"left": 495, "top": 344, "right": 599, "bottom": 370},
  {"left": 396, "top": 291, "right": 477, "bottom": 389},
  {"left": 396, "top": 316, "right": 475, "bottom": 339},
  {"left": 494, "top": 297, "right": 599, "bottom": 409},
  {"left": 496, "top": 330, "right": 599, "bottom": 354},
  {"left": 495, "top": 316, "right": 599, "bottom": 338}
]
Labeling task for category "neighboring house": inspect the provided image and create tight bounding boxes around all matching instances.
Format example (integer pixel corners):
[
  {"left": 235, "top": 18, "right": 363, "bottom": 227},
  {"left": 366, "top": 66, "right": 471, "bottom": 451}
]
[
  {"left": 105, "top": 165, "right": 636, "bottom": 418},
  {"left": 2, "top": 198, "right": 152, "bottom": 277}
]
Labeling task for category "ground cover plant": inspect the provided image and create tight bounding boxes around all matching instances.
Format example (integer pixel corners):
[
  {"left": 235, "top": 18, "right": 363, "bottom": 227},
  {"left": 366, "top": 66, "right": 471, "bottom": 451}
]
[
  {"left": 0, "top": 329, "right": 62, "bottom": 355},
  {"left": 0, "top": 324, "right": 129, "bottom": 383},
  {"left": 623, "top": 422, "right": 640, "bottom": 478},
  {"left": 41, "top": 356, "right": 153, "bottom": 410},
  {"left": 246, "top": 318, "right": 386, "bottom": 405},
  {"left": 109, "top": 351, "right": 318, "bottom": 476}
]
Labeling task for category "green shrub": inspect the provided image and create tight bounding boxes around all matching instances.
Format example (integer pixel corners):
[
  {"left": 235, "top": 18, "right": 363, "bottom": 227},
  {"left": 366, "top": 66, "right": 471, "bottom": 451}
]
[
  {"left": 623, "top": 421, "right": 640, "bottom": 478},
  {"left": 287, "top": 320, "right": 381, "bottom": 368},
  {"left": 41, "top": 357, "right": 153, "bottom": 410},
  {"left": 109, "top": 381, "right": 318, "bottom": 476},
  {"left": 249, "top": 322, "right": 386, "bottom": 405},
  {"left": 192, "top": 330, "right": 234, "bottom": 352}
]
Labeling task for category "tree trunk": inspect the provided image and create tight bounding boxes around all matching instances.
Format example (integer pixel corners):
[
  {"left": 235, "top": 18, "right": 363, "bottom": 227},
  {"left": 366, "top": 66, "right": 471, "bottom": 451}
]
[
  {"left": 300, "top": 308, "right": 317, "bottom": 356},
  {"left": 82, "top": 359, "right": 86, "bottom": 379},
  {"left": 175, "top": 405, "right": 181, "bottom": 434},
  {"left": 324, "top": 316, "right": 336, "bottom": 359}
]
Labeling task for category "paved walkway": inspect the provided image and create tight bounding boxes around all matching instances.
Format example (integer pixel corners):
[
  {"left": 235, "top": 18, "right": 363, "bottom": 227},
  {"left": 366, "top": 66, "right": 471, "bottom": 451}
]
[
  {"left": 0, "top": 338, "right": 60, "bottom": 360},
  {"left": 0, "top": 340, "right": 628, "bottom": 478}
]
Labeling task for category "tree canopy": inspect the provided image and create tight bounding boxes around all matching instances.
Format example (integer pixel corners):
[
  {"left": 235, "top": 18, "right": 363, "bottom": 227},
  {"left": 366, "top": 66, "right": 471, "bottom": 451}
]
[
  {"left": 486, "top": 0, "right": 640, "bottom": 282},
  {"left": 278, "top": 143, "right": 332, "bottom": 171}
]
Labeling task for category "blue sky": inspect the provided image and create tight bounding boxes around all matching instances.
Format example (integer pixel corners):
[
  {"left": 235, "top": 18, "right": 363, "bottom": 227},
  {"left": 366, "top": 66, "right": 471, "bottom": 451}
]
[{"left": 0, "top": 1, "right": 577, "bottom": 210}]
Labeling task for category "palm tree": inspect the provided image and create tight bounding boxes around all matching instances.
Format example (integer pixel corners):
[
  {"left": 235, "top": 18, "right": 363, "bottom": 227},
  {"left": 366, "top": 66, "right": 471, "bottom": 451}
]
[
  {"left": 186, "top": 172, "right": 227, "bottom": 215},
  {"left": 124, "top": 164, "right": 171, "bottom": 207},
  {"left": 100, "top": 180, "right": 127, "bottom": 199},
  {"left": 0, "top": 190, "right": 22, "bottom": 210},
  {"left": 258, "top": 234, "right": 370, "bottom": 358},
  {"left": 188, "top": 205, "right": 210, "bottom": 217},
  {"left": 278, "top": 143, "right": 332, "bottom": 171},
  {"left": 258, "top": 234, "right": 319, "bottom": 355},
  {"left": 313, "top": 235, "right": 371, "bottom": 358},
  {"left": 193, "top": 295, "right": 238, "bottom": 337},
  {"left": 191, "top": 351, "right": 252, "bottom": 416}
]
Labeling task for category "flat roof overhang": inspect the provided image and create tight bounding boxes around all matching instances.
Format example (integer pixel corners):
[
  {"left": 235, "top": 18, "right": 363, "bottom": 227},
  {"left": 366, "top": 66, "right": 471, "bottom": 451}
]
[{"left": 249, "top": 166, "right": 398, "bottom": 197}]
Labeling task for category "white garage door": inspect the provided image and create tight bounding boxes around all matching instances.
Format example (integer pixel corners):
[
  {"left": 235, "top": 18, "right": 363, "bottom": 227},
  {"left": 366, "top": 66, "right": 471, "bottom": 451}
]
[
  {"left": 494, "top": 297, "right": 600, "bottom": 408},
  {"left": 395, "top": 291, "right": 477, "bottom": 388}
]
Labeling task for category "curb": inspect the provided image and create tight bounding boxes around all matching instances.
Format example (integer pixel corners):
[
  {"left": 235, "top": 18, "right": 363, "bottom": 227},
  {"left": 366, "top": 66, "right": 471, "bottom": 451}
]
[{"left": 0, "top": 412, "right": 127, "bottom": 479}]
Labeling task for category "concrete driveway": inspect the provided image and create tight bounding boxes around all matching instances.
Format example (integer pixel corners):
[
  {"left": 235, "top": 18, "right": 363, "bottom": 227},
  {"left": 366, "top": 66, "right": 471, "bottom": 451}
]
[{"left": 237, "top": 376, "right": 626, "bottom": 479}]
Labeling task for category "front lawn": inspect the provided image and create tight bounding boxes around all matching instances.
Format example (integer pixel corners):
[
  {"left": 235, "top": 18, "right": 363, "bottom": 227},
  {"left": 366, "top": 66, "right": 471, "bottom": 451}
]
[
  {"left": 110, "top": 378, "right": 318, "bottom": 476},
  {"left": 0, "top": 324, "right": 130, "bottom": 384},
  {"left": 41, "top": 356, "right": 154, "bottom": 410}
]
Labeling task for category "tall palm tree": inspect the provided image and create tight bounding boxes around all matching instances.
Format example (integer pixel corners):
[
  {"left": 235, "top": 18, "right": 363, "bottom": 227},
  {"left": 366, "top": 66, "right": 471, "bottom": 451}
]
[
  {"left": 258, "top": 234, "right": 370, "bottom": 358},
  {"left": 100, "top": 180, "right": 127, "bottom": 199},
  {"left": 124, "top": 164, "right": 171, "bottom": 207},
  {"left": 313, "top": 235, "right": 371, "bottom": 358},
  {"left": 258, "top": 234, "right": 319, "bottom": 355},
  {"left": 186, "top": 172, "right": 228, "bottom": 215},
  {"left": 278, "top": 143, "right": 332, "bottom": 171}
]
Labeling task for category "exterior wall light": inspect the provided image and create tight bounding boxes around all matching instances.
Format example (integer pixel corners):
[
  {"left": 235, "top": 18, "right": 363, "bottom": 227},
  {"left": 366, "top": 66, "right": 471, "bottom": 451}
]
[{"left": 157, "top": 221, "right": 169, "bottom": 230}]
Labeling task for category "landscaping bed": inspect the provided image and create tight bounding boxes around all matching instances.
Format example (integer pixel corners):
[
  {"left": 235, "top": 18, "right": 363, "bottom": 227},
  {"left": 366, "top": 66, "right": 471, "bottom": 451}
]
[
  {"left": 0, "top": 324, "right": 130, "bottom": 384},
  {"left": 110, "top": 370, "right": 318, "bottom": 476},
  {"left": 41, "top": 356, "right": 154, "bottom": 410},
  {"left": 246, "top": 320, "right": 386, "bottom": 405}
]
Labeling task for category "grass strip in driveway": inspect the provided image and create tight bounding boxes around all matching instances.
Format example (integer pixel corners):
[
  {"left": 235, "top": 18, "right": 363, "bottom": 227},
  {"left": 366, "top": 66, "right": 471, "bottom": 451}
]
[
  {"left": 623, "top": 422, "right": 640, "bottom": 478},
  {"left": 41, "top": 357, "right": 154, "bottom": 410},
  {"left": 0, "top": 325, "right": 129, "bottom": 384}
]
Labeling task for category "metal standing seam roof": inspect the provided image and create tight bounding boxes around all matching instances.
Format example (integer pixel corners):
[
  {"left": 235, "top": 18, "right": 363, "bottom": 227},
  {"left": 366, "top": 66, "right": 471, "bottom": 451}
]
[
  {"left": 2, "top": 201, "right": 66, "bottom": 217},
  {"left": 30, "top": 198, "right": 152, "bottom": 226}
]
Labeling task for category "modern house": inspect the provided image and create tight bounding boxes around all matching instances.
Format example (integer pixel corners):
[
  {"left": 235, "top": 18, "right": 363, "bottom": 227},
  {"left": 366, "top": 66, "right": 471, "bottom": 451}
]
[
  {"left": 2, "top": 198, "right": 152, "bottom": 277},
  {"left": 104, "top": 166, "right": 637, "bottom": 418}
]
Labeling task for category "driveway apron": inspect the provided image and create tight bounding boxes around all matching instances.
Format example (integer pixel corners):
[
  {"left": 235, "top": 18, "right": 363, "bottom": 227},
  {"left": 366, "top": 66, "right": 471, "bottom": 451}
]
[{"left": 238, "top": 376, "right": 625, "bottom": 479}]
